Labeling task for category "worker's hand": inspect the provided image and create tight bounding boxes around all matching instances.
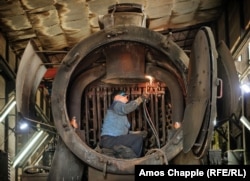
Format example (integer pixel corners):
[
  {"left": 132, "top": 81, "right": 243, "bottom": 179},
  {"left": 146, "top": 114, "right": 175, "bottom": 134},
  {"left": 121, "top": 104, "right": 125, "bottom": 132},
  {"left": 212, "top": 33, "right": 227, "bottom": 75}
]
[
  {"left": 135, "top": 97, "right": 143, "bottom": 105},
  {"left": 141, "top": 94, "right": 149, "bottom": 102},
  {"left": 135, "top": 94, "right": 149, "bottom": 105}
]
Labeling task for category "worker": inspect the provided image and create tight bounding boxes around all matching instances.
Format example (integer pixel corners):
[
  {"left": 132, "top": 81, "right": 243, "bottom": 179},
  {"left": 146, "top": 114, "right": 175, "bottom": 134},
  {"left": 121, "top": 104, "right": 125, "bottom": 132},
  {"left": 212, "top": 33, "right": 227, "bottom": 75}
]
[{"left": 99, "top": 90, "right": 147, "bottom": 159}]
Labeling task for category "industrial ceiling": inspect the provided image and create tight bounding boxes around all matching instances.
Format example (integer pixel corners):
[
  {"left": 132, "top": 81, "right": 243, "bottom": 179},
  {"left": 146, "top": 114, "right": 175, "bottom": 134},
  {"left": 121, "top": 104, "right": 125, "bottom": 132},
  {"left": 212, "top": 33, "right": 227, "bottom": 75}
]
[{"left": 0, "top": 0, "right": 225, "bottom": 59}]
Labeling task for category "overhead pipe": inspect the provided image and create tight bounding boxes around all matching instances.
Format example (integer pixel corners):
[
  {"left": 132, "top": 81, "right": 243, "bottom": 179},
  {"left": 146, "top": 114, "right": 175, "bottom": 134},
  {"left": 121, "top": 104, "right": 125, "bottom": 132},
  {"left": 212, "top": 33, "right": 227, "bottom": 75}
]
[{"left": 0, "top": 95, "right": 16, "bottom": 123}]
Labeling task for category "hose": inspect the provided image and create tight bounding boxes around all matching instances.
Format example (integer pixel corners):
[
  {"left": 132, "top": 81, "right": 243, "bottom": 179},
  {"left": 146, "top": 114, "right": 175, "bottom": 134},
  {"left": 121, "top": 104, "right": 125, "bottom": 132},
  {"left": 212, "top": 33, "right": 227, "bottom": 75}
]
[{"left": 142, "top": 100, "right": 161, "bottom": 148}]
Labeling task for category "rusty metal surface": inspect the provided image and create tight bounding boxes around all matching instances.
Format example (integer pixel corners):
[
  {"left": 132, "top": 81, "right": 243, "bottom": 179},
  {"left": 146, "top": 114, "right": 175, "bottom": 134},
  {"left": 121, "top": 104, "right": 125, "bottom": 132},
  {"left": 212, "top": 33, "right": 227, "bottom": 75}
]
[
  {"left": 51, "top": 25, "right": 188, "bottom": 175},
  {"left": 47, "top": 137, "right": 84, "bottom": 181},
  {"left": 182, "top": 27, "right": 217, "bottom": 158},
  {"left": 216, "top": 40, "right": 241, "bottom": 121},
  {"left": 16, "top": 40, "right": 47, "bottom": 118},
  {"left": 193, "top": 27, "right": 218, "bottom": 158},
  {"left": 102, "top": 42, "right": 146, "bottom": 84},
  {"left": 99, "top": 3, "right": 147, "bottom": 29}
]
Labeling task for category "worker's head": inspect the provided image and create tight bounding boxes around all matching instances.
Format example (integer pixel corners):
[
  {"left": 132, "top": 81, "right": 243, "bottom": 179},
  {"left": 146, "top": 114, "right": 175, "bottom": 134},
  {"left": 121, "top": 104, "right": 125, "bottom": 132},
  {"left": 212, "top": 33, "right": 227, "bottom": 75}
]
[{"left": 112, "top": 90, "right": 129, "bottom": 103}]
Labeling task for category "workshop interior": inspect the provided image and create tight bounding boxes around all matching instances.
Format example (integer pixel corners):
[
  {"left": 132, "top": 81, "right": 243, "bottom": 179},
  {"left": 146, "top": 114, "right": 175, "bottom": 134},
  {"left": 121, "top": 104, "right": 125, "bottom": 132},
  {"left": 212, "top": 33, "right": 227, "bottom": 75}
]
[{"left": 0, "top": 0, "right": 250, "bottom": 180}]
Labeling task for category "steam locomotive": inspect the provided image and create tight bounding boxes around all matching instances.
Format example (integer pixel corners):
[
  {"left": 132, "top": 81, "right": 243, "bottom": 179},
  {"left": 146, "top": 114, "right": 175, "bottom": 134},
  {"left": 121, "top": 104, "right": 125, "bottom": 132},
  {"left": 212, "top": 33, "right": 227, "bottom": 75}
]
[{"left": 16, "top": 3, "right": 241, "bottom": 181}]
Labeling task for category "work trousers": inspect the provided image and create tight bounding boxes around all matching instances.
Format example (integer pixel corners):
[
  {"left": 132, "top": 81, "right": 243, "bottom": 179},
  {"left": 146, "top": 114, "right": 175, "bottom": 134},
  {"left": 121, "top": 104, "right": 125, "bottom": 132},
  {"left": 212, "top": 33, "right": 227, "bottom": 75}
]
[{"left": 100, "top": 134, "right": 143, "bottom": 157}]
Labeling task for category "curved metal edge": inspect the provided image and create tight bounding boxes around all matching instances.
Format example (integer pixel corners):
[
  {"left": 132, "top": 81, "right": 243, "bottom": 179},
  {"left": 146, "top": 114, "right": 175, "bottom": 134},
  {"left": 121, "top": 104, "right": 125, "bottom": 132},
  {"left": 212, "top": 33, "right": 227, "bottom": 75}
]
[
  {"left": 183, "top": 28, "right": 211, "bottom": 153},
  {"left": 216, "top": 40, "right": 241, "bottom": 121},
  {"left": 16, "top": 40, "right": 47, "bottom": 118},
  {"left": 51, "top": 26, "right": 187, "bottom": 174},
  {"left": 182, "top": 26, "right": 218, "bottom": 158},
  {"left": 193, "top": 27, "right": 217, "bottom": 159}
]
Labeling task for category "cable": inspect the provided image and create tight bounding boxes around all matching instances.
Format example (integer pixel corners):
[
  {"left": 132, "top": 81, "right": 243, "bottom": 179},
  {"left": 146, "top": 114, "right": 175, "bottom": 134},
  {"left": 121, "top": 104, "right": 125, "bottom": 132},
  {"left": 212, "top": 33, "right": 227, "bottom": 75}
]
[{"left": 142, "top": 100, "right": 161, "bottom": 148}]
